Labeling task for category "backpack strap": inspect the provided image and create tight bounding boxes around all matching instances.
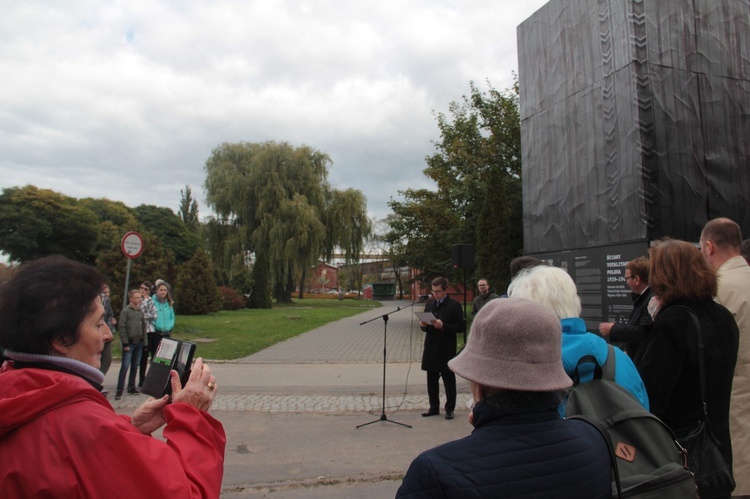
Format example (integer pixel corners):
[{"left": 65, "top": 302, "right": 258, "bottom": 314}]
[
  {"left": 573, "top": 344, "right": 616, "bottom": 384},
  {"left": 602, "top": 344, "right": 616, "bottom": 382},
  {"left": 572, "top": 355, "right": 602, "bottom": 384},
  {"left": 569, "top": 414, "right": 623, "bottom": 499}
]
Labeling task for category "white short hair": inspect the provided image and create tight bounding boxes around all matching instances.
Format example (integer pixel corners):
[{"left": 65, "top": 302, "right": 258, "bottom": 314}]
[{"left": 506, "top": 265, "right": 582, "bottom": 320}]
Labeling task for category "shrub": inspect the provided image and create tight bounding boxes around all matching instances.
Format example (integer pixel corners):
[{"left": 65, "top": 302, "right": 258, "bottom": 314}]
[
  {"left": 219, "top": 286, "right": 245, "bottom": 310},
  {"left": 176, "top": 248, "right": 221, "bottom": 315}
]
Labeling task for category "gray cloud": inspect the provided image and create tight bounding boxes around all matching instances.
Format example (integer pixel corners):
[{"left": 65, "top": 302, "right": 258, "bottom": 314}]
[{"left": 0, "top": 0, "right": 548, "bottom": 221}]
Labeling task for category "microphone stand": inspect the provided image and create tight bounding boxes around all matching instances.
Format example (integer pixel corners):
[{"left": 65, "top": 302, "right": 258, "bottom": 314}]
[{"left": 356, "top": 299, "right": 425, "bottom": 429}]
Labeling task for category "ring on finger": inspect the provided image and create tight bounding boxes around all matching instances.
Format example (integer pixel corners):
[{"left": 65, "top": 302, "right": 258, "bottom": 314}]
[{"left": 207, "top": 382, "right": 215, "bottom": 390}]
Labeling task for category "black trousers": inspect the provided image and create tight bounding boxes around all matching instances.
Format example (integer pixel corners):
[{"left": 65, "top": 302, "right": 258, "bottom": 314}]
[{"left": 426, "top": 369, "right": 456, "bottom": 412}]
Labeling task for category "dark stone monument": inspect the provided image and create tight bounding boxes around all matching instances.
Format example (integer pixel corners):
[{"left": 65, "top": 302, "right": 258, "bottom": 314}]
[{"left": 517, "top": 0, "right": 750, "bottom": 328}]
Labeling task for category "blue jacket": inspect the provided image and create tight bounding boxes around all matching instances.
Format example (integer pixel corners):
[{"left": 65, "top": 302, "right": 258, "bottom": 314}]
[
  {"left": 561, "top": 317, "right": 649, "bottom": 413},
  {"left": 153, "top": 297, "right": 175, "bottom": 333},
  {"left": 397, "top": 397, "right": 611, "bottom": 498}
]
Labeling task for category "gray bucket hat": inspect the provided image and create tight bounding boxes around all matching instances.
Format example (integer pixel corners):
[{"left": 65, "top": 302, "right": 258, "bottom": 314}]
[{"left": 448, "top": 298, "right": 572, "bottom": 391}]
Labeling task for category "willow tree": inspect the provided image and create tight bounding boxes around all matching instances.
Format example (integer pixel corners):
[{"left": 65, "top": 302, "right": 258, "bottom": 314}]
[
  {"left": 204, "top": 140, "right": 369, "bottom": 303},
  {"left": 322, "top": 188, "right": 372, "bottom": 296}
]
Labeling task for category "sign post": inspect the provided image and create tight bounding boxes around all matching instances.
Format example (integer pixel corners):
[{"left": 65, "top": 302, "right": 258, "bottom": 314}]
[{"left": 121, "top": 231, "right": 144, "bottom": 309}]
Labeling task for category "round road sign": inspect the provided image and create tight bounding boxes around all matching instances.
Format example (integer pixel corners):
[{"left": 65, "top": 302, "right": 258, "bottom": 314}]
[{"left": 121, "top": 231, "right": 144, "bottom": 259}]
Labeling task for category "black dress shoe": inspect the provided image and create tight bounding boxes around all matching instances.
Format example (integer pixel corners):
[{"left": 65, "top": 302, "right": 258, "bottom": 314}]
[
  {"left": 421, "top": 410, "right": 440, "bottom": 417},
  {"left": 445, "top": 411, "right": 455, "bottom": 420},
  {"left": 127, "top": 387, "right": 140, "bottom": 395},
  {"left": 115, "top": 391, "right": 123, "bottom": 400}
]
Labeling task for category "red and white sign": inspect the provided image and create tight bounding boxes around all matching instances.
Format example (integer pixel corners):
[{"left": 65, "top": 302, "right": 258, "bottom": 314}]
[{"left": 121, "top": 231, "right": 144, "bottom": 259}]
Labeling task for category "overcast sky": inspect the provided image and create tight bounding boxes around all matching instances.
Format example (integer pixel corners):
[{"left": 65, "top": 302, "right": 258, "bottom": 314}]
[{"left": 1, "top": 0, "right": 548, "bottom": 223}]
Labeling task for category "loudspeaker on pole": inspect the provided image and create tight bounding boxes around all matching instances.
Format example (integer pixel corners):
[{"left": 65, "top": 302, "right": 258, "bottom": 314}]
[{"left": 451, "top": 244, "right": 475, "bottom": 269}]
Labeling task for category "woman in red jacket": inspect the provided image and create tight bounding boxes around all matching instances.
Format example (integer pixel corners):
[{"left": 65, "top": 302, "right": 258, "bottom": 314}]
[{"left": 0, "top": 255, "right": 226, "bottom": 498}]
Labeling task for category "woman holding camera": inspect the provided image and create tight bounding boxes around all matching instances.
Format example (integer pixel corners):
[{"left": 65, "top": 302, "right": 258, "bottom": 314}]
[{"left": 0, "top": 256, "right": 225, "bottom": 498}]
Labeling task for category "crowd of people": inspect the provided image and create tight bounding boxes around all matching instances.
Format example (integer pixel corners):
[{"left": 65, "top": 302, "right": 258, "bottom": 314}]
[
  {"left": 95, "top": 278, "right": 176, "bottom": 400},
  {"left": 0, "top": 216, "right": 748, "bottom": 497},
  {"left": 409, "top": 216, "right": 748, "bottom": 498}
]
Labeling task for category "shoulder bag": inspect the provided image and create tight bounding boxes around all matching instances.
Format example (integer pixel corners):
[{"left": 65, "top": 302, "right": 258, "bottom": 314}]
[{"left": 673, "top": 306, "right": 735, "bottom": 498}]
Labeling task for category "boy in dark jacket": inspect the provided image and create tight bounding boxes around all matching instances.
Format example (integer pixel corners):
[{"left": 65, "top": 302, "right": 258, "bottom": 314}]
[{"left": 115, "top": 289, "right": 145, "bottom": 399}]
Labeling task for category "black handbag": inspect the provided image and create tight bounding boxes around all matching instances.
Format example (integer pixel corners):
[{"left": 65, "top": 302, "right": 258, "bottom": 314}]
[{"left": 674, "top": 307, "right": 735, "bottom": 498}]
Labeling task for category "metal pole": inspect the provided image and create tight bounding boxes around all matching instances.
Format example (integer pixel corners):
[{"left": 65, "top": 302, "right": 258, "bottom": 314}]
[
  {"left": 122, "top": 258, "right": 132, "bottom": 310},
  {"left": 463, "top": 267, "right": 468, "bottom": 345}
]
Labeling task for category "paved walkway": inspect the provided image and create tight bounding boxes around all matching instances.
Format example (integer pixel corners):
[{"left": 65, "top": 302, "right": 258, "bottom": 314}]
[
  {"left": 105, "top": 300, "right": 473, "bottom": 497},
  {"left": 242, "top": 300, "right": 425, "bottom": 363}
]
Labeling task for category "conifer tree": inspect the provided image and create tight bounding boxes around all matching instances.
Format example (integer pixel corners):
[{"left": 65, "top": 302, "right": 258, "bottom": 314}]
[{"left": 176, "top": 248, "right": 220, "bottom": 315}]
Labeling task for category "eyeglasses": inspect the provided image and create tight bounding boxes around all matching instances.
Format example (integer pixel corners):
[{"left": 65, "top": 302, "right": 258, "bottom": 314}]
[{"left": 625, "top": 275, "right": 636, "bottom": 281}]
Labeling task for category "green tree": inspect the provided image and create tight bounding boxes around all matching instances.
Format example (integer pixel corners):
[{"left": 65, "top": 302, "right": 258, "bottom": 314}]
[
  {"left": 0, "top": 185, "right": 100, "bottom": 263},
  {"left": 134, "top": 205, "right": 201, "bottom": 264},
  {"left": 178, "top": 185, "right": 200, "bottom": 230},
  {"left": 229, "top": 253, "right": 253, "bottom": 298},
  {"left": 176, "top": 247, "right": 220, "bottom": 315},
  {"left": 388, "top": 78, "right": 523, "bottom": 291},
  {"left": 79, "top": 197, "right": 141, "bottom": 267},
  {"left": 203, "top": 140, "right": 370, "bottom": 303},
  {"left": 322, "top": 188, "right": 372, "bottom": 296}
]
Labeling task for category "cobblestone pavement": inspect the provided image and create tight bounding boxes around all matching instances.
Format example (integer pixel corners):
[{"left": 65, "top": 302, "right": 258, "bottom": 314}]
[{"left": 114, "top": 391, "right": 473, "bottom": 413}]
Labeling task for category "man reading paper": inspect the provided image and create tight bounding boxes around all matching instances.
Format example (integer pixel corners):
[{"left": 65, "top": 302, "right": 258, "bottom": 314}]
[{"left": 417, "top": 277, "right": 465, "bottom": 420}]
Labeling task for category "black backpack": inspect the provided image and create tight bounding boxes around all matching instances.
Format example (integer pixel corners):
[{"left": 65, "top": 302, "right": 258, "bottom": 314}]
[{"left": 566, "top": 344, "right": 697, "bottom": 498}]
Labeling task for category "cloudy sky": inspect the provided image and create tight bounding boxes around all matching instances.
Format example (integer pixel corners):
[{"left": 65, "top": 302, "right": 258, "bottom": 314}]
[{"left": 1, "top": 0, "right": 548, "bottom": 222}]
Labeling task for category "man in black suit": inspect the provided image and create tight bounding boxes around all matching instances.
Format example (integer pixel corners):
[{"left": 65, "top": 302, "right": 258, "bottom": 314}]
[
  {"left": 418, "top": 276, "right": 465, "bottom": 420},
  {"left": 599, "top": 257, "right": 653, "bottom": 358}
]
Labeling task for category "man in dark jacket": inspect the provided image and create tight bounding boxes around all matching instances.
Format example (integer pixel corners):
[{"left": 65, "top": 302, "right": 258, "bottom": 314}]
[
  {"left": 398, "top": 298, "right": 611, "bottom": 498},
  {"left": 470, "top": 278, "right": 498, "bottom": 319},
  {"left": 418, "top": 277, "right": 465, "bottom": 420},
  {"left": 599, "top": 256, "right": 653, "bottom": 358}
]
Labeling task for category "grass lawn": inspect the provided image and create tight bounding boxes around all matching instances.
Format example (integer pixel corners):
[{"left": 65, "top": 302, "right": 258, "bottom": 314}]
[{"left": 112, "top": 298, "right": 382, "bottom": 361}]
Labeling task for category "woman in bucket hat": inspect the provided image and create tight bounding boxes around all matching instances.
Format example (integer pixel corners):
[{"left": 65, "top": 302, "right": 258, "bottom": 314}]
[{"left": 397, "top": 298, "right": 611, "bottom": 498}]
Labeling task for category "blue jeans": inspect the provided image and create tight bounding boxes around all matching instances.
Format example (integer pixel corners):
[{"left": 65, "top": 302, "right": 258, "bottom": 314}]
[{"left": 117, "top": 342, "right": 143, "bottom": 392}]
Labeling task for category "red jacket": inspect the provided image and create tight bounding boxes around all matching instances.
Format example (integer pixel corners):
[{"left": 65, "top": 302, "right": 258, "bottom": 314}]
[{"left": 0, "top": 362, "right": 226, "bottom": 498}]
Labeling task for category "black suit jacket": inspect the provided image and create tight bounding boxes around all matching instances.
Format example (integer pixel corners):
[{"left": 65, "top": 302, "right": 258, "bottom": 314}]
[
  {"left": 610, "top": 287, "right": 653, "bottom": 358},
  {"left": 420, "top": 295, "right": 465, "bottom": 372}
]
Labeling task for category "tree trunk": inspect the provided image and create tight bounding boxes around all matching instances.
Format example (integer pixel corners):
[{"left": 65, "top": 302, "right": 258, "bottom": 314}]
[
  {"left": 298, "top": 269, "right": 306, "bottom": 300},
  {"left": 394, "top": 263, "right": 404, "bottom": 299},
  {"left": 273, "top": 271, "right": 295, "bottom": 303}
]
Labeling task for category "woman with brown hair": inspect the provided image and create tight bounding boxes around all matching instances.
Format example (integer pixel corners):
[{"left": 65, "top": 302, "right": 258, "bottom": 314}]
[{"left": 635, "top": 239, "right": 738, "bottom": 496}]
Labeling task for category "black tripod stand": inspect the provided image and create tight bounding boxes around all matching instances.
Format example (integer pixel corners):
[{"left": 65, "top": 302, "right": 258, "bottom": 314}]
[{"left": 356, "top": 304, "right": 413, "bottom": 429}]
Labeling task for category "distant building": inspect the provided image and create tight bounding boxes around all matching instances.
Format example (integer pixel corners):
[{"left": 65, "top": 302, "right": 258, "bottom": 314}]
[{"left": 307, "top": 262, "right": 339, "bottom": 293}]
